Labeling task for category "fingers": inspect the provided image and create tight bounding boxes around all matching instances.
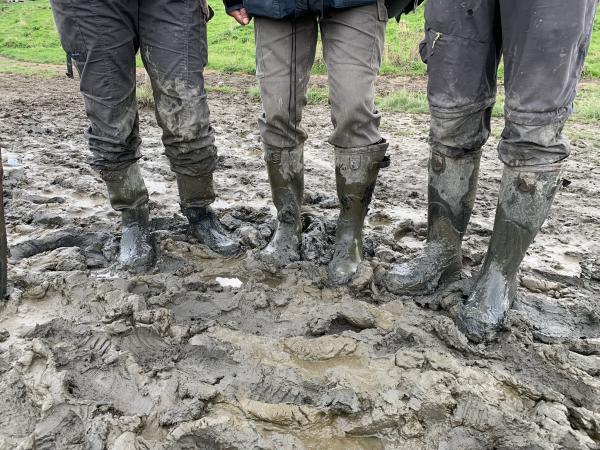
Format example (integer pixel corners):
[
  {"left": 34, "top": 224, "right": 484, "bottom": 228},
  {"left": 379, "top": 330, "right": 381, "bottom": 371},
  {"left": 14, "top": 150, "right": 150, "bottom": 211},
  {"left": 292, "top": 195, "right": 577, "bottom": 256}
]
[{"left": 228, "top": 8, "right": 251, "bottom": 26}]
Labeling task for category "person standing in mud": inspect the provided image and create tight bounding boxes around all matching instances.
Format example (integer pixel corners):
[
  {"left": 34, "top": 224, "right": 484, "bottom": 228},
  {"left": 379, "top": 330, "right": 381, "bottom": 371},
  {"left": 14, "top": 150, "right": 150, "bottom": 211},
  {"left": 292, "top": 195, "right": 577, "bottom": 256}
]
[
  {"left": 226, "top": 0, "right": 419, "bottom": 285},
  {"left": 385, "top": 0, "right": 599, "bottom": 341},
  {"left": 49, "top": 0, "right": 240, "bottom": 270}
]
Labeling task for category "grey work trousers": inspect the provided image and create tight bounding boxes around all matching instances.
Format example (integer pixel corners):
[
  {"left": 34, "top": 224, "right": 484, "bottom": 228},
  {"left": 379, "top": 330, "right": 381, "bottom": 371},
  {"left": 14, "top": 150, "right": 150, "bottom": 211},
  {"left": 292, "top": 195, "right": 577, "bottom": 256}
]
[
  {"left": 50, "top": 0, "right": 217, "bottom": 176},
  {"left": 254, "top": 2, "right": 387, "bottom": 150},
  {"left": 421, "top": 0, "right": 598, "bottom": 167}
]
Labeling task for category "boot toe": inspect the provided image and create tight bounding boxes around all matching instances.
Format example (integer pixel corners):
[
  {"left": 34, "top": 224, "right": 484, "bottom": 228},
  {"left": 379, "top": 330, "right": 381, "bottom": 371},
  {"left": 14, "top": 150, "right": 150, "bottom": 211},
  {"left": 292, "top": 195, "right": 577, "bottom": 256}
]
[
  {"left": 384, "top": 263, "right": 439, "bottom": 295},
  {"left": 456, "top": 303, "right": 502, "bottom": 343},
  {"left": 118, "top": 242, "right": 154, "bottom": 270},
  {"left": 328, "top": 260, "right": 359, "bottom": 286},
  {"left": 209, "top": 234, "right": 241, "bottom": 257}
]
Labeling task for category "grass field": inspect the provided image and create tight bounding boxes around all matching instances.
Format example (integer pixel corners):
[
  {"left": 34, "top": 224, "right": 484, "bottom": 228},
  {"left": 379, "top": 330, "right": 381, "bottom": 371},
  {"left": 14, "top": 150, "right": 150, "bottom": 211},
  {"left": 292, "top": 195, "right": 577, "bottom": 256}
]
[
  {"left": 1, "top": 0, "right": 599, "bottom": 121},
  {"left": 2, "top": 0, "right": 599, "bottom": 78}
]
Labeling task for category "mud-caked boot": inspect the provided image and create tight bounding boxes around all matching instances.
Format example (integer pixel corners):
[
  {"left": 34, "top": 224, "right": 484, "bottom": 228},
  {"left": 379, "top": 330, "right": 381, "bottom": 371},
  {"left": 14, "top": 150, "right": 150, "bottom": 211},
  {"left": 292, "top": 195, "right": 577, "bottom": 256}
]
[
  {"left": 384, "top": 150, "right": 481, "bottom": 295},
  {"left": 260, "top": 146, "right": 304, "bottom": 267},
  {"left": 102, "top": 163, "right": 154, "bottom": 270},
  {"left": 457, "top": 164, "right": 562, "bottom": 342},
  {"left": 177, "top": 173, "right": 240, "bottom": 256},
  {"left": 328, "top": 141, "right": 390, "bottom": 286}
]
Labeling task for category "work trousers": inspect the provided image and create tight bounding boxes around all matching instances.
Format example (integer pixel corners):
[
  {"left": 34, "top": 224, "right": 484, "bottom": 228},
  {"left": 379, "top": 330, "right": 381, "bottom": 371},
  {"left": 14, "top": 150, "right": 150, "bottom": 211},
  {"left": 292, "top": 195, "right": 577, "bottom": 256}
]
[
  {"left": 50, "top": 0, "right": 217, "bottom": 176},
  {"left": 254, "top": 1, "right": 387, "bottom": 150},
  {"left": 422, "top": 0, "right": 598, "bottom": 166}
]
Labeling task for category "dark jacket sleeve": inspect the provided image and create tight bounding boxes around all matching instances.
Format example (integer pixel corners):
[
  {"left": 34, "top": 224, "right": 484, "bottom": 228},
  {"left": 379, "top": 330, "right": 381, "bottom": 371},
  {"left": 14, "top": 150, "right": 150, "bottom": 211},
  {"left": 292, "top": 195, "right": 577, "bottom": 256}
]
[{"left": 224, "top": 0, "right": 244, "bottom": 12}]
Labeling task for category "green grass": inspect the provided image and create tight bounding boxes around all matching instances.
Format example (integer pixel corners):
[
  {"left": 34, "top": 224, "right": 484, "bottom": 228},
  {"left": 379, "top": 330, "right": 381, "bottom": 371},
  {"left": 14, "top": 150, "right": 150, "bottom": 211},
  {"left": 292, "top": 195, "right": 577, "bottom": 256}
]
[{"left": 1, "top": 0, "right": 599, "bottom": 78}]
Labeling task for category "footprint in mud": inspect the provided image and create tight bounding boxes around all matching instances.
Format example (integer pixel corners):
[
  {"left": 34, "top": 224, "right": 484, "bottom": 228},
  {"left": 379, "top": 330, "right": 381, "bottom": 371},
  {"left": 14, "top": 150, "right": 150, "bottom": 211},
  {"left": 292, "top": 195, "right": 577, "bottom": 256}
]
[
  {"left": 10, "top": 228, "right": 113, "bottom": 266},
  {"left": 26, "top": 319, "right": 154, "bottom": 416},
  {"left": 0, "top": 364, "right": 39, "bottom": 441},
  {"left": 32, "top": 404, "right": 85, "bottom": 450}
]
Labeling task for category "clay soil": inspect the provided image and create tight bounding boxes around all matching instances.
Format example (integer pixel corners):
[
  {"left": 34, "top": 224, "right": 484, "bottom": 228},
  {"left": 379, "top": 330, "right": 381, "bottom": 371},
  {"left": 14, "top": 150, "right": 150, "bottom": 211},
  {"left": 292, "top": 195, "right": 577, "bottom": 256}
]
[{"left": 0, "top": 72, "right": 599, "bottom": 449}]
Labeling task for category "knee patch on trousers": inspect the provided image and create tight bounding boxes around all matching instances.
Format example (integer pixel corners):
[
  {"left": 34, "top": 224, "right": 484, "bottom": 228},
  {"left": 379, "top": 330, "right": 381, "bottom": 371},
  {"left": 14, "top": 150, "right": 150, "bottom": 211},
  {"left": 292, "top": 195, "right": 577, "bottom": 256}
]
[
  {"left": 429, "top": 106, "right": 492, "bottom": 157},
  {"left": 498, "top": 116, "right": 570, "bottom": 168}
]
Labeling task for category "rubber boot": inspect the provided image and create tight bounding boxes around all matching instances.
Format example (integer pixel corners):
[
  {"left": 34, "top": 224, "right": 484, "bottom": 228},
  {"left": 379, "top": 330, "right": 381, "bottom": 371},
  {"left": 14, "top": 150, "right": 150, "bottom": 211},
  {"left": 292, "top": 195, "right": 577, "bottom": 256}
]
[
  {"left": 457, "top": 164, "right": 562, "bottom": 342},
  {"left": 328, "top": 141, "right": 390, "bottom": 285},
  {"left": 177, "top": 173, "right": 240, "bottom": 256},
  {"left": 384, "top": 150, "right": 481, "bottom": 295},
  {"left": 260, "top": 145, "right": 304, "bottom": 267},
  {"left": 102, "top": 163, "right": 154, "bottom": 269}
]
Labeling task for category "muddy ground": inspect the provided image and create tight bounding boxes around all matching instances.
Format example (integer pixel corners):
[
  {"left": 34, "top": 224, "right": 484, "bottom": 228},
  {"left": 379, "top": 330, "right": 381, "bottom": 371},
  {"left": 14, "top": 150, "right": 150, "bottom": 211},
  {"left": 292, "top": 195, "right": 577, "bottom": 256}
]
[{"left": 0, "top": 71, "right": 599, "bottom": 450}]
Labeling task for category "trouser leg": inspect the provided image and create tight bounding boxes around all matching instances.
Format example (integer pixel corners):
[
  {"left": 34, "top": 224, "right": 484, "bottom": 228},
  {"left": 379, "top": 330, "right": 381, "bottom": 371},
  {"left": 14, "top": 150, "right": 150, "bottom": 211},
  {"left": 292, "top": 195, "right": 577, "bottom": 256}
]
[
  {"left": 457, "top": 0, "right": 598, "bottom": 341},
  {"left": 140, "top": 0, "right": 215, "bottom": 203},
  {"left": 498, "top": 0, "right": 599, "bottom": 167},
  {"left": 383, "top": 0, "right": 500, "bottom": 294},
  {"left": 254, "top": 16, "right": 317, "bottom": 150},
  {"left": 320, "top": 2, "right": 386, "bottom": 148},
  {"left": 319, "top": 4, "right": 388, "bottom": 284},
  {"left": 50, "top": 0, "right": 142, "bottom": 177},
  {"left": 50, "top": 0, "right": 153, "bottom": 270},
  {"left": 139, "top": 0, "right": 238, "bottom": 256},
  {"left": 254, "top": 16, "right": 317, "bottom": 267}
]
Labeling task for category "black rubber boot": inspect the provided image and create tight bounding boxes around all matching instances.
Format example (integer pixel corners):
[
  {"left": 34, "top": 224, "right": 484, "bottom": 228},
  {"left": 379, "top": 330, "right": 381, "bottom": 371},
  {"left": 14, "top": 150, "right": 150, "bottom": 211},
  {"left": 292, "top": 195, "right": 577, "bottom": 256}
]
[
  {"left": 177, "top": 173, "right": 240, "bottom": 257},
  {"left": 260, "top": 145, "right": 304, "bottom": 267},
  {"left": 328, "top": 141, "right": 389, "bottom": 286},
  {"left": 384, "top": 150, "right": 481, "bottom": 295},
  {"left": 102, "top": 163, "right": 154, "bottom": 270},
  {"left": 457, "top": 164, "right": 562, "bottom": 342}
]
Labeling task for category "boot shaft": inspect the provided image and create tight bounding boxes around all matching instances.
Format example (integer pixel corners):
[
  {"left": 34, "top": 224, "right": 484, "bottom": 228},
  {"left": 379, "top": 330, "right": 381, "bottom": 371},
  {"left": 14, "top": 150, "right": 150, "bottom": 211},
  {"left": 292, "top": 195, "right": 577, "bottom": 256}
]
[
  {"left": 264, "top": 145, "right": 304, "bottom": 224},
  {"left": 176, "top": 173, "right": 216, "bottom": 210},
  {"left": 101, "top": 163, "right": 149, "bottom": 211},
  {"left": 427, "top": 150, "right": 481, "bottom": 244},
  {"left": 334, "top": 141, "right": 390, "bottom": 216},
  {"left": 484, "top": 164, "right": 562, "bottom": 277}
]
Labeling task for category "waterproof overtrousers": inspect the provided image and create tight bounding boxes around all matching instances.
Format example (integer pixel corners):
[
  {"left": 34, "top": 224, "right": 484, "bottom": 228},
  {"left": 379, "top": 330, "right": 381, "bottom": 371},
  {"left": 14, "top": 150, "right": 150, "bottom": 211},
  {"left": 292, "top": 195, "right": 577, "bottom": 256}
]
[
  {"left": 260, "top": 145, "right": 304, "bottom": 267},
  {"left": 457, "top": 164, "right": 562, "bottom": 342},
  {"left": 329, "top": 141, "right": 389, "bottom": 285},
  {"left": 385, "top": 150, "right": 481, "bottom": 294},
  {"left": 102, "top": 163, "right": 154, "bottom": 269}
]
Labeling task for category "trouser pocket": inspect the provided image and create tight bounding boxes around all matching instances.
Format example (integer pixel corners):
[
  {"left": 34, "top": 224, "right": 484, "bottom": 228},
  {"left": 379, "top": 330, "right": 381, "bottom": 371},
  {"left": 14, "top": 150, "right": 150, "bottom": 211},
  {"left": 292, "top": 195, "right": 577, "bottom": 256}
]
[{"left": 49, "top": 0, "right": 88, "bottom": 62}]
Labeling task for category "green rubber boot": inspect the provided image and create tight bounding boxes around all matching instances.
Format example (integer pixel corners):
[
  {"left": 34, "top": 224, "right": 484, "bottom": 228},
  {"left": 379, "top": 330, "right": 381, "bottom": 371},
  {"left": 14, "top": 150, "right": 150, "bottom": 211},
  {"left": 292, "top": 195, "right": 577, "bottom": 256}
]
[
  {"left": 457, "top": 164, "right": 562, "bottom": 342},
  {"left": 328, "top": 141, "right": 389, "bottom": 286},
  {"left": 384, "top": 150, "right": 481, "bottom": 295},
  {"left": 260, "top": 145, "right": 304, "bottom": 267},
  {"left": 177, "top": 173, "right": 240, "bottom": 256},
  {"left": 102, "top": 163, "right": 154, "bottom": 269}
]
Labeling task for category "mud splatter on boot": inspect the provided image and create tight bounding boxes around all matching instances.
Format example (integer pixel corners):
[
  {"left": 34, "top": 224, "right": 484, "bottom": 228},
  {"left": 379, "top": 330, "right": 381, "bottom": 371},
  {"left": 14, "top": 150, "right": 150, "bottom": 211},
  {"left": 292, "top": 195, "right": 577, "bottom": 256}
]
[
  {"left": 329, "top": 142, "right": 389, "bottom": 286},
  {"left": 384, "top": 150, "right": 481, "bottom": 295},
  {"left": 260, "top": 146, "right": 304, "bottom": 268},
  {"left": 457, "top": 164, "right": 562, "bottom": 342},
  {"left": 177, "top": 173, "right": 240, "bottom": 256},
  {"left": 102, "top": 163, "right": 154, "bottom": 270}
]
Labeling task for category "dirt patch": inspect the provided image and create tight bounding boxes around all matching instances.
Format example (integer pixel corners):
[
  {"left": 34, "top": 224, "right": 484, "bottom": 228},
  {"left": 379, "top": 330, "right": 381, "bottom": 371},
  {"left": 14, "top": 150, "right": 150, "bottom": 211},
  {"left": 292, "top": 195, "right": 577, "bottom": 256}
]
[{"left": 0, "top": 73, "right": 599, "bottom": 449}]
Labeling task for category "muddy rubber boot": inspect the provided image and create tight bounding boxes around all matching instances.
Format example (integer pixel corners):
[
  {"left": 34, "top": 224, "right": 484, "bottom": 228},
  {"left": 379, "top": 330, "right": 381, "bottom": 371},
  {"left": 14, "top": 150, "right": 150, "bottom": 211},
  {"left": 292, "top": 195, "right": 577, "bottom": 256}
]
[
  {"left": 384, "top": 150, "right": 481, "bottom": 295},
  {"left": 457, "top": 164, "right": 562, "bottom": 342},
  {"left": 328, "top": 141, "right": 389, "bottom": 286},
  {"left": 102, "top": 163, "right": 154, "bottom": 270},
  {"left": 260, "top": 145, "right": 304, "bottom": 267},
  {"left": 177, "top": 173, "right": 240, "bottom": 256}
]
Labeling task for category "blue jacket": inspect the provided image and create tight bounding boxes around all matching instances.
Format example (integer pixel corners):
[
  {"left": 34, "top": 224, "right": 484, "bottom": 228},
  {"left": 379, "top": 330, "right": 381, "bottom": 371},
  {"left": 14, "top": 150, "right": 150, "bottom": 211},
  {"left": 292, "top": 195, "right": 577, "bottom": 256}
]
[{"left": 224, "top": 0, "right": 376, "bottom": 20}]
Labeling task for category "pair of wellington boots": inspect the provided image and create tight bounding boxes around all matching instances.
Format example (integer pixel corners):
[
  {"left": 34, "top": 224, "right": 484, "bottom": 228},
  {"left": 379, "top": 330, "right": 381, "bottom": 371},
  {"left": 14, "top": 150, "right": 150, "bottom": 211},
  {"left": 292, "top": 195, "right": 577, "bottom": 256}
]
[
  {"left": 384, "top": 149, "right": 562, "bottom": 342},
  {"left": 102, "top": 163, "right": 239, "bottom": 270},
  {"left": 261, "top": 141, "right": 389, "bottom": 285}
]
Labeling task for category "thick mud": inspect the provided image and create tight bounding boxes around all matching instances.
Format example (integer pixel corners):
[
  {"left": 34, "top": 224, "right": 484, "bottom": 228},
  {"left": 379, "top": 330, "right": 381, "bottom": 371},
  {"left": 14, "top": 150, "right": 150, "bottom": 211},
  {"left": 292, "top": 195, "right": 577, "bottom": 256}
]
[{"left": 0, "top": 72, "right": 599, "bottom": 449}]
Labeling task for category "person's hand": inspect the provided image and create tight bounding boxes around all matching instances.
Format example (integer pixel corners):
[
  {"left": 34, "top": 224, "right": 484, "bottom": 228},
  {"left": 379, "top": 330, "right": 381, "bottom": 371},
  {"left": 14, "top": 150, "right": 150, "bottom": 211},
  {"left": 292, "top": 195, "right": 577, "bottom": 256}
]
[{"left": 228, "top": 8, "right": 251, "bottom": 26}]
